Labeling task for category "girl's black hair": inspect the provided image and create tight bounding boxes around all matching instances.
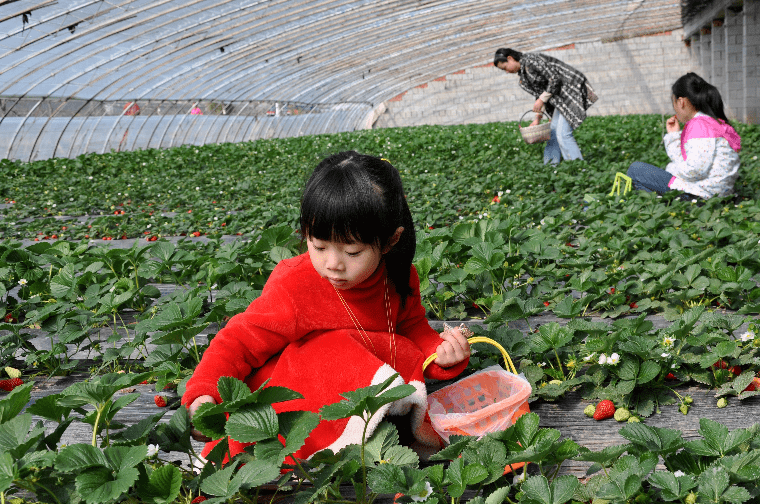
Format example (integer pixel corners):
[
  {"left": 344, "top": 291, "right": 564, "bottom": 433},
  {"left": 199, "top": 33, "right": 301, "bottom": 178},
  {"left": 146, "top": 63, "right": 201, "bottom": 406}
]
[
  {"left": 494, "top": 48, "right": 522, "bottom": 66},
  {"left": 672, "top": 72, "right": 731, "bottom": 125},
  {"left": 300, "top": 151, "right": 416, "bottom": 305}
]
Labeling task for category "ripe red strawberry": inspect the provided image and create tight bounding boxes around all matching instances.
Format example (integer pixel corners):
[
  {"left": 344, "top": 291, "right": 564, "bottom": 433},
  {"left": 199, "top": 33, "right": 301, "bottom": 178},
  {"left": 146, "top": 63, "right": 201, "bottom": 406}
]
[
  {"left": 593, "top": 400, "right": 615, "bottom": 420},
  {"left": 191, "top": 497, "right": 207, "bottom": 503},
  {"left": 543, "top": 301, "right": 550, "bottom": 307},
  {"left": 713, "top": 360, "right": 728, "bottom": 369},
  {"left": 729, "top": 365, "right": 742, "bottom": 375},
  {"left": 154, "top": 395, "right": 167, "bottom": 407},
  {"left": 0, "top": 378, "right": 23, "bottom": 392},
  {"left": 666, "top": 373, "right": 677, "bottom": 380},
  {"left": 744, "top": 377, "right": 760, "bottom": 392}
]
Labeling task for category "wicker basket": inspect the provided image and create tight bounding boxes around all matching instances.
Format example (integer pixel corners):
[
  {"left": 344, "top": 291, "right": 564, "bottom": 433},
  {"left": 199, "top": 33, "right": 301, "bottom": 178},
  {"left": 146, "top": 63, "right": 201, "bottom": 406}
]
[{"left": 518, "top": 110, "right": 551, "bottom": 144}]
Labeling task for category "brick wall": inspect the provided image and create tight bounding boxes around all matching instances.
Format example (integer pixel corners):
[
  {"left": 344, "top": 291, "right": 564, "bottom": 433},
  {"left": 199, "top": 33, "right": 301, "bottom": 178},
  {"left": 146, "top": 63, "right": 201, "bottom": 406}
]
[
  {"left": 375, "top": 29, "right": 699, "bottom": 129},
  {"left": 744, "top": 1, "right": 760, "bottom": 123}
]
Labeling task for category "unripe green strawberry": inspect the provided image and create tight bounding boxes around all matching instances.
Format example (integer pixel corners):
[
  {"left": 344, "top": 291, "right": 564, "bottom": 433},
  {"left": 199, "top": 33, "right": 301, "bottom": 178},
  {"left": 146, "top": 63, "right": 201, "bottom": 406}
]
[
  {"left": 549, "top": 379, "right": 562, "bottom": 385},
  {"left": 679, "top": 404, "right": 689, "bottom": 415},
  {"left": 614, "top": 407, "right": 631, "bottom": 422},
  {"left": 717, "top": 398, "right": 728, "bottom": 408},
  {"left": 584, "top": 404, "right": 596, "bottom": 418},
  {"left": 4, "top": 367, "right": 20, "bottom": 379},
  {"left": 683, "top": 396, "right": 693, "bottom": 405},
  {"left": 627, "top": 416, "right": 641, "bottom": 423},
  {"left": 685, "top": 492, "right": 697, "bottom": 504}
]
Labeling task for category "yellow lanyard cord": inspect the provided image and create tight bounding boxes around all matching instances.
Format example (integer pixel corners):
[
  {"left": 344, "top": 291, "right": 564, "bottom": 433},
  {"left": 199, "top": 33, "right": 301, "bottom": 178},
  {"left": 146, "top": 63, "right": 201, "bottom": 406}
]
[{"left": 422, "top": 336, "right": 517, "bottom": 375}]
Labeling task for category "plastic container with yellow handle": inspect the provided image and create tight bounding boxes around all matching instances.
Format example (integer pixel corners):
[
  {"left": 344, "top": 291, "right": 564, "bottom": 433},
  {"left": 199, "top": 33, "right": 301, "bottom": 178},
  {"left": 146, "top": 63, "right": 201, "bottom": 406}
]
[{"left": 424, "top": 332, "right": 531, "bottom": 474}]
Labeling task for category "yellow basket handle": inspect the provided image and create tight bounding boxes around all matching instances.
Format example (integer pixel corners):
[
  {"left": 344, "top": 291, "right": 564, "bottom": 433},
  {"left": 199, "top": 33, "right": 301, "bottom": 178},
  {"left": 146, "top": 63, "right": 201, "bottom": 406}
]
[{"left": 423, "top": 336, "right": 518, "bottom": 375}]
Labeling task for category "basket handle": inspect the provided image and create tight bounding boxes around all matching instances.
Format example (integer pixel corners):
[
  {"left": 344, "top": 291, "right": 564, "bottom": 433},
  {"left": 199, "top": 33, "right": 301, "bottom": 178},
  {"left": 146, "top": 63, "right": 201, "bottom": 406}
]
[
  {"left": 423, "top": 336, "right": 518, "bottom": 375},
  {"left": 519, "top": 109, "right": 551, "bottom": 126}
]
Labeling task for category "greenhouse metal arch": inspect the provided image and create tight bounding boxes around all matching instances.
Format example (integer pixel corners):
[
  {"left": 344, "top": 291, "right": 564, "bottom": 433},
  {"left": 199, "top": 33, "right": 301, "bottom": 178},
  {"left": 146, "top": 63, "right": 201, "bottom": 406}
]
[{"left": 0, "top": 0, "right": 749, "bottom": 162}]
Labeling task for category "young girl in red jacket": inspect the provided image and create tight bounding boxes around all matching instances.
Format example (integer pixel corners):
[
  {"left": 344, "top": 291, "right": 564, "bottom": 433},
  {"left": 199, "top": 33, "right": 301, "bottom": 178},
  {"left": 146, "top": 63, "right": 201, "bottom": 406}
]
[{"left": 182, "top": 151, "right": 471, "bottom": 464}]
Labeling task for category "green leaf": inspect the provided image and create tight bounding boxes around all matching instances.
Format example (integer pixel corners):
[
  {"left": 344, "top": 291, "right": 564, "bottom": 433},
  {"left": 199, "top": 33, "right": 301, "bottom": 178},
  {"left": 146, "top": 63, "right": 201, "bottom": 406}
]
[
  {"left": 135, "top": 464, "right": 182, "bottom": 504},
  {"left": 225, "top": 405, "right": 279, "bottom": 443},
  {"left": 201, "top": 464, "right": 242, "bottom": 498},
  {"left": 320, "top": 374, "right": 409, "bottom": 420},
  {"left": 0, "top": 452, "right": 14, "bottom": 493},
  {"left": 104, "top": 445, "right": 147, "bottom": 471},
  {"left": 236, "top": 459, "right": 282, "bottom": 488},
  {"left": 76, "top": 466, "right": 139, "bottom": 504},
  {"left": 573, "top": 444, "right": 632, "bottom": 466},
  {"left": 257, "top": 385, "right": 304, "bottom": 405},
  {"left": 616, "top": 359, "right": 639, "bottom": 381},
  {"left": 552, "top": 295, "right": 584, "bottom": 318},
  {"left": 531, "top": 323, "right": 574, "bottom": 353},
  {"left": 637, "top": 360, "right": 660, "bottom": 384},
  {"left": 514, "top": 412, "right": 541, "bottom": 447},
  {"left": 192, "top": 402, "right": 231, "bottom": 440},
  {"left": 58, "top": 372, "right": 152, "bottom": 407},
  {"left": 444, "top": 458, "right": 470, "bottom": 498},
  {"left": 619, "top": 423, "right": 684, "bottom": 455},
  {"left": 721, "top": 486, "right": 752, "bottom": 504},
  {"left": 367, "top": 463, "right": 420, "bottom": 495},
  {"left": 485, "top": 487, "right": 511, "bottom": 504},
  {"left": 49, "top": 264, "right": 77, "bottom": 298},
  {"left": 55, "top": 444, "right": 108, "bottom": 472},
  {"left": 277, "top": 410, "right": 320, "bottom": 459},
  {"left": 522, "top": 475, "right": 552, "bottom": 504},
  {"left": 696, "top": 466, "right": 730, "bottom": 502},
  {"left": 151, "top": 241, "right": 176, "bottom": 263},
  {"left": 551, "top": 474, "right": 581, "bottom": 504},
  {"left": 0, "top": 381, "right": 33, "bottom": 424},
  {"left": 366, "top": 384, "right": 416, "bottom": 412},
  {"left": 383, "top": 445, "right": 419, "bottom": 466}
]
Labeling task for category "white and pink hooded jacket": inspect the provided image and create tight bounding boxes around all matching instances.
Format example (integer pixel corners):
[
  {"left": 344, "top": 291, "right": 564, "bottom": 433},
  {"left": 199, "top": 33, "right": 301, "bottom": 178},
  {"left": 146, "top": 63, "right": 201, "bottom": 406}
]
[{"left": 664, "top": 112, "right": 741, "bottom": 199}]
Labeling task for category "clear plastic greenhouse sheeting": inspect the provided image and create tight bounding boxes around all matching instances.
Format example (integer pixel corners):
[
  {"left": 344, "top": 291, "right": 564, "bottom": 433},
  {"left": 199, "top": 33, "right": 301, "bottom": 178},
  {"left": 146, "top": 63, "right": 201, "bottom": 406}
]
[
  {"left": 0, "top": 0, "right": 684, "bottom": 162},
  {"left": 0, "top": 103, "right": 374, "bottom": 162}
]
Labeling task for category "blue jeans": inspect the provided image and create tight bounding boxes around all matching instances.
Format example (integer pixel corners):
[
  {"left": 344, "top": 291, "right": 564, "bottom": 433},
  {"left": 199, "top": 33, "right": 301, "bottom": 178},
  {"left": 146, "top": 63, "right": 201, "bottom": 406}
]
[
  {"left": 627, "top": 161, "right": 673, "bottom": 193},
  {"left": 544, "top": 111, "right": 583, "bottom": 165}
]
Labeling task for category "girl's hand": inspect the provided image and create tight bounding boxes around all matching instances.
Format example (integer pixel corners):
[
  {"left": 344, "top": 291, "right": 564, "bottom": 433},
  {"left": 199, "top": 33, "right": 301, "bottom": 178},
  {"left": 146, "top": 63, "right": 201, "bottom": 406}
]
[
  {"left": 530, "top": 116, "right": 541, "bottom": 127},
  {"left": 532, "top": 99, "right": 545, "bottom": 113},
  {"left": 188, "top": 395, "right": 216, "bottom": 442},
  {"left": 435, "top": 326, "right": 471, "bottom": 367},
  {"left": 666, "top": 115, "right": 680, "bottom": 134}
]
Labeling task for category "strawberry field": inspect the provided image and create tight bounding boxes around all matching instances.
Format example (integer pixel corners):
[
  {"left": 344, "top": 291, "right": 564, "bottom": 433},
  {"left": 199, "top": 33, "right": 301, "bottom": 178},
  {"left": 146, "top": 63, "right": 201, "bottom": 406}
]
[{"left": 1, "top": 114, "right": 760, "bottom": 503}]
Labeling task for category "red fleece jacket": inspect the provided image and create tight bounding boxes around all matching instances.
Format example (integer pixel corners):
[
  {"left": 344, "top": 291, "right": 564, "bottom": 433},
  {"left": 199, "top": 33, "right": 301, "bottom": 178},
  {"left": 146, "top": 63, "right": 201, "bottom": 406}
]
[{"left": 182, "top": 253, "right": 468, "bottom": 460}]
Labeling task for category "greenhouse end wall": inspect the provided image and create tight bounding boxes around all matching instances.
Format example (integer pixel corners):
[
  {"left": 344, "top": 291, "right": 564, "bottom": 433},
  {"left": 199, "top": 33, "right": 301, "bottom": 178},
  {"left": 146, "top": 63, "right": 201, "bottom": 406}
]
[{"left": 374, "top": 30, "right": 700, "bottom": 129}]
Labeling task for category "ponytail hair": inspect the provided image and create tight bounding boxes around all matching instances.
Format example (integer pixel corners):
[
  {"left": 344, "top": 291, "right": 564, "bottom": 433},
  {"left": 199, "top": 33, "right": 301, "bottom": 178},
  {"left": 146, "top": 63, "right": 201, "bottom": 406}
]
[
  {"left": 494, "top": 48, "right": 523, "bottom": 67},
  {"left": 672, "top": 72, "right": 731, "bottom": 125},
  {"left": 299, "top": 151, "right": 416, "bottom": 305}
]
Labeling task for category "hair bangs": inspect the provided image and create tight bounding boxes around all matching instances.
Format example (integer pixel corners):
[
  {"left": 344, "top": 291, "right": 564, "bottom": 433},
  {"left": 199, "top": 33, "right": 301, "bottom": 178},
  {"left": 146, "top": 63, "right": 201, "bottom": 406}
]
[{"left": 301, "top": 167, "right": 390, "bottom": 246}]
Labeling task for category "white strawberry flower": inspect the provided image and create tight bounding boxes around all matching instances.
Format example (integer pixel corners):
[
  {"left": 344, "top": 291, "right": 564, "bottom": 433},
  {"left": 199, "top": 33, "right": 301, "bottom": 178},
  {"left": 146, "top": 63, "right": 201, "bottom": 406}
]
[
  {"left": 410, "top": 481, "right": 433, "bottom": 502},
  {"left": 146, "top": 444, "right": 159, "bottom": 457},
  {"left": 598, "top": 354, "right": 607, "bottom": 365},
  {"left": 607, "top": 353, "right": 620, "bottom": 365},
  {"left": 740, "top": 331, "right": 755, "bottom": 342}
]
